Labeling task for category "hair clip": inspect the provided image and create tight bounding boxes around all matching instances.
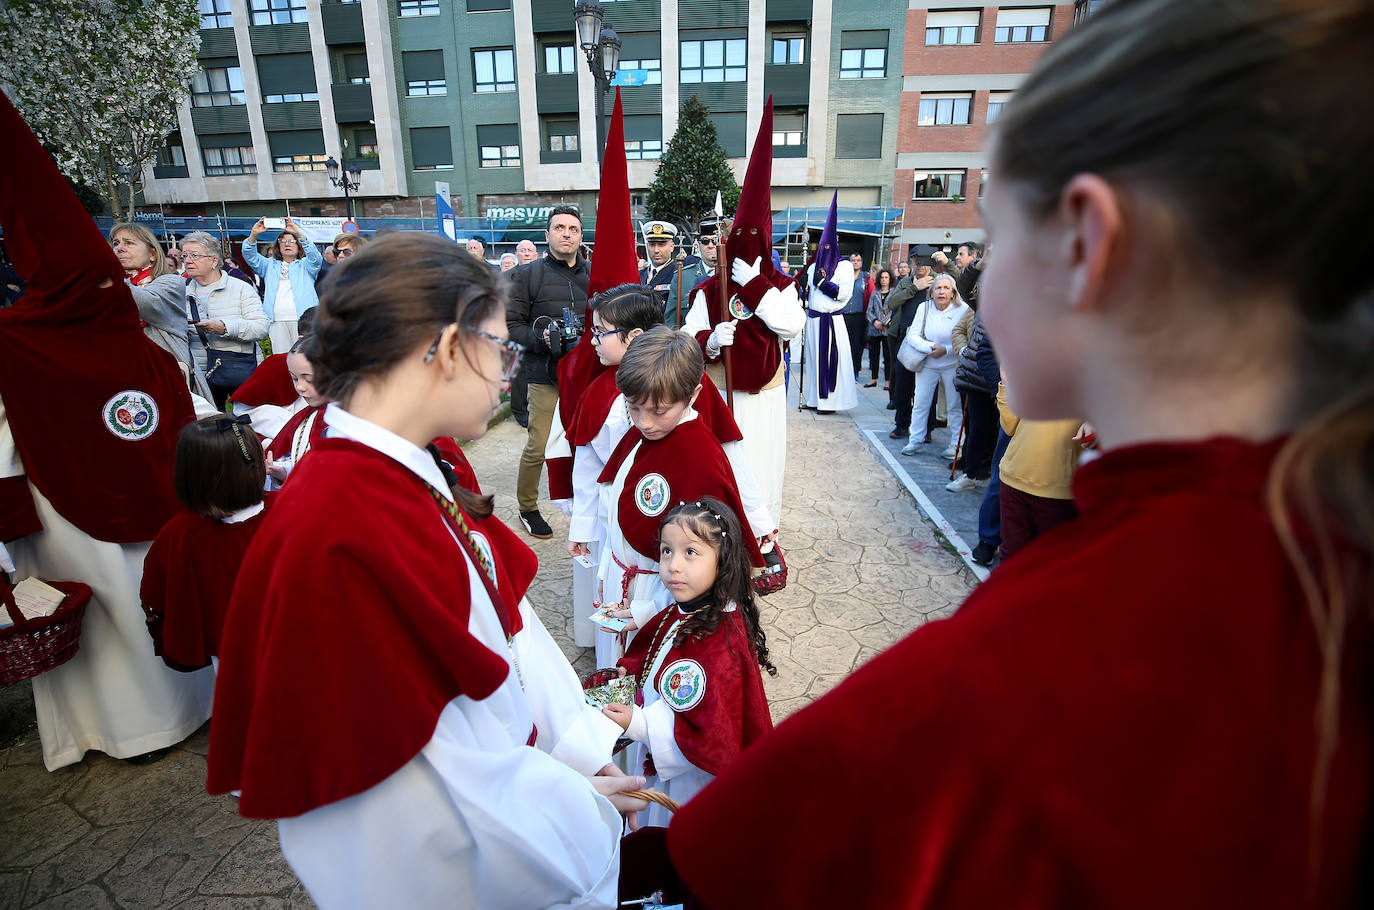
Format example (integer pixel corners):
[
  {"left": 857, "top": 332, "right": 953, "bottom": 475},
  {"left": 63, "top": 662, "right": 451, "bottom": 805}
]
[{"left": 213, "top": 413, "right": 254, "bottom": 464}]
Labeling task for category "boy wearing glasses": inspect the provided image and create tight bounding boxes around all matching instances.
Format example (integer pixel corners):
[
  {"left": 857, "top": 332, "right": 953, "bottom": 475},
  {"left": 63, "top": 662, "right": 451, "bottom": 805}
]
[{"left": 664, "top": 220, "right": 719, "bottom": 329}]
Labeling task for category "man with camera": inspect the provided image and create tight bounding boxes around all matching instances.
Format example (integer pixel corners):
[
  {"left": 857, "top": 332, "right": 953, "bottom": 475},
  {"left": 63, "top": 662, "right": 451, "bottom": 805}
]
[{"left": 506, "top": 205, "right": 590, "bottom": 539}]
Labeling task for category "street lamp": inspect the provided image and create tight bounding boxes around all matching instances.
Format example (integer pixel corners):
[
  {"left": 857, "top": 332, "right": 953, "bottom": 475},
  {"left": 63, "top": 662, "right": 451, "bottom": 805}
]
[
  {"left": 573, "top": 0, "right": 620, "bottom": 164},
  {"left": 324, "top": 156, "right": 363, "bottom": 221}
]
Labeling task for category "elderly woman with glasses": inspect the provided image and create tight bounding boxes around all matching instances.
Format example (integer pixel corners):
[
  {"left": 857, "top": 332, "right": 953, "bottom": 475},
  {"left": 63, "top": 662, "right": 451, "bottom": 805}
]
[
  {"left": 207, "top": 232, "right": 645, "bottom": 909},
  {"left": 183, "top": 231, "right": 269, "bottom": 407},
  {"left": 110, "top": 222, "right": 198, "bottom": 382}
]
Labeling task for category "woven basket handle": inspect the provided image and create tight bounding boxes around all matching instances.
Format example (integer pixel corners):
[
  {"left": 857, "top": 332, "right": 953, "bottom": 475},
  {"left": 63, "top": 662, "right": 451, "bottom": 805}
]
[{"left": 0, "top": 579, "right": 20, "bottom": 628}]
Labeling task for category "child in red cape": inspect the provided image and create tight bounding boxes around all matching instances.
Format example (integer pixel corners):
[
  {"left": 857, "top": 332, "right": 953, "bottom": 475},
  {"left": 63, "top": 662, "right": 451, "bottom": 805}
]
[
  {"left": 603, "top": 497, "right": 775, "bottom": 829},
  {"left": 141, "top": 415, "right": 271, "bottom": 673}
]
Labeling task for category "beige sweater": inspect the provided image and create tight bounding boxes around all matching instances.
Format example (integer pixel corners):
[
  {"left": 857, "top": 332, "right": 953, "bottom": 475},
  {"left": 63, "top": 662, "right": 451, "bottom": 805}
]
[{"left": 996, "top": 382, "right": 1082, "bottom": 501}]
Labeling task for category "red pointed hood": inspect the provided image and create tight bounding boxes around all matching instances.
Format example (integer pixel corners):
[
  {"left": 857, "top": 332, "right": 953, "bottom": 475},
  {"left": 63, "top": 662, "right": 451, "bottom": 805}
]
[
  {"left": 723, "top": 95, "right": 787, "bottom": 294},
  {"left": 588, "top": 90, "right": 639, "bottom": 296}
]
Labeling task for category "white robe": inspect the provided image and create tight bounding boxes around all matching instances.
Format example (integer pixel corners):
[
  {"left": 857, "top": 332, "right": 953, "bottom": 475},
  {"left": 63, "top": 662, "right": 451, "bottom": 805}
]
[
  {"left": 580, "top": 403, "right": 775, "bottom": 668},
  {"left": 681, "top": 281, "right": 805, "bottom": 524},
  {"left": 278, "top": 406, "right": 626, "bottom": 910},
  {"left": 800, "top": 261, "right": 858, "bottom": 412},
  {"left": 0, "top": 397, "right": 215, "bottom": 771}
]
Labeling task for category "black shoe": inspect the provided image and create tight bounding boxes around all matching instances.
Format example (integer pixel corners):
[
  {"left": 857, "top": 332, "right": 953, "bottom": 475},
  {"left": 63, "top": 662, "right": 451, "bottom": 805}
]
[
  {"left": 889, "top": 429, "right": 907, "bottom": 439},
  {"left": 971, "top": 542, "right": 997, "bottom": 567},
  {"left": 885, "top": 401, "right": 896, "bottom": 410},
  {"left": 125, "top": 747, "right": 172, "bottom": 766},
  {"left": 519, "top": 510, "right": 553, "bottom": 539}
]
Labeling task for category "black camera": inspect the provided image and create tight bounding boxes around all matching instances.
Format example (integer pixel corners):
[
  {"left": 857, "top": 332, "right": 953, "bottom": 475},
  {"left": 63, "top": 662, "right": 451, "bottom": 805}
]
[{"left": 547, "top": 306, "right": 584, "bottom": 359}]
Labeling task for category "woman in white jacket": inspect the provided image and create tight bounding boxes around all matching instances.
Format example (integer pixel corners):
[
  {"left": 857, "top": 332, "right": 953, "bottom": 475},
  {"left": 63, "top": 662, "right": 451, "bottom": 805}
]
[
  {"left": 182, "top": 231, "right": 269, "bottom": 408},
  {"left": 901, "top": 274, "right": 970, "bottom": 457}
]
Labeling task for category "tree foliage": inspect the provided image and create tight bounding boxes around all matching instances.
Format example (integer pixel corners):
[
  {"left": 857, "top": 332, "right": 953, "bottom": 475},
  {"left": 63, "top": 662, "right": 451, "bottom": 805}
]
[
  {"left": 0, "top": 0, "right": 201, "bottom": 219},
  {"left": 645, "top": 95, "right": 741, "bottom": 232}
]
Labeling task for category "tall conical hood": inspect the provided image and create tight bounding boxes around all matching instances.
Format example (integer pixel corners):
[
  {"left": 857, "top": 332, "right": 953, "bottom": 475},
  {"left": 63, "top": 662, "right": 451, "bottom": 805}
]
[
  {"left": 810, "top": 190, "right": 840, "bottom": 290},
  {"left": 725, "top": 95, "right": 786, "bottom": 292},
  {"left": 588, "top": 89, "right": 639, "bottom": 297}
]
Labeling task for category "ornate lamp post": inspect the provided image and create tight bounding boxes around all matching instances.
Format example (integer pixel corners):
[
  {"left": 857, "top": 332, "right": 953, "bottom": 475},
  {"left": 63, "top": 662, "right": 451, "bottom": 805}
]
[
  {"left": 324, "top": 156, "right": 363, "bottom": 221},
  {"left": 573, "top": 0, "right": 621, "bottom": 164}
]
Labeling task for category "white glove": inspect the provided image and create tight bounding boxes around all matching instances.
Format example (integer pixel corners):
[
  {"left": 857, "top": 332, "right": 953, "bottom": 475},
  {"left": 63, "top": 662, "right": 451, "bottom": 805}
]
[
  {"left": 731, "top": 255, "right": 762, "bottom": 287},
  {"left": 709, "top": 319, "right": 738, "bottom": 350}
]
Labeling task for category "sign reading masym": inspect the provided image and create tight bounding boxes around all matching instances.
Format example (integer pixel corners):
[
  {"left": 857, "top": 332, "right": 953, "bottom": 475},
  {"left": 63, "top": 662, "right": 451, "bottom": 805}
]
[{"left": 483, "top": 205, "right": 570, "bottom": 227}]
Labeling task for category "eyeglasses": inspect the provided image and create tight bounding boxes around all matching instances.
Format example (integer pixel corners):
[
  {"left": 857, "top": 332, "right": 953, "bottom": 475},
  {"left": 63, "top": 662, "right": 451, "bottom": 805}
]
[
  {"left": 181, "top": 252, "right": 214, "bottom": 262},
  {"left": 698, "top": 237, "right": 717, "bottom": 246},
  {"left": 424, "top": 325, "right": 525, "bottom": 382},
  {"left": 334, "top": 247, "right": 355, "bottom": 258},
  {"left": 589, "top": 326, "right": 621, "bottom": 344}
]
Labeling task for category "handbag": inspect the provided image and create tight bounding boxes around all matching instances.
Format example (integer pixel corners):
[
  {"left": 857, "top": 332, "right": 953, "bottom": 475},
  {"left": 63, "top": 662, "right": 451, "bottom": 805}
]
[{"left": 897, "top": 301, "right": 932, "bottom": 373}]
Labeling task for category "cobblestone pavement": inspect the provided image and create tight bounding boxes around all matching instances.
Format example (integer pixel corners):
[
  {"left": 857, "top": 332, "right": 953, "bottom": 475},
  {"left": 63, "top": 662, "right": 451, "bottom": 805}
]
[{"left": 0, "top": 381, "right": 975, "bottom": 908}]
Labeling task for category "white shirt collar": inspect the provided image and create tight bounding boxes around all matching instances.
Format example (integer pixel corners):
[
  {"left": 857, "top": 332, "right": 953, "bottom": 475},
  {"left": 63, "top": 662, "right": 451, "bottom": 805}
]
[
  {"left": 323, "top": 402, "right": 453, "bottom": 501},
  {"left": 222, "top": 501, "right": 265, "bottom": 524}
]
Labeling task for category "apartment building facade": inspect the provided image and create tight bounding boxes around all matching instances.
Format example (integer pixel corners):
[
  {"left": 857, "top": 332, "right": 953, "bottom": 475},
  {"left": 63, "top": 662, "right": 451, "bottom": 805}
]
[
  {"left": 892, "top": 1, "right": 1072, "bottom": 256},
  {"left": 144, "top": 0, "right": 908, "bottom": 241}
]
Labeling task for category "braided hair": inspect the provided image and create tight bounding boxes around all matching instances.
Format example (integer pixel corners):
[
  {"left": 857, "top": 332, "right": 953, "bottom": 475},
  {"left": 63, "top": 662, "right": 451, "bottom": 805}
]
[{"left": 659, "top": 497, "right": 777, "bottom": 676}]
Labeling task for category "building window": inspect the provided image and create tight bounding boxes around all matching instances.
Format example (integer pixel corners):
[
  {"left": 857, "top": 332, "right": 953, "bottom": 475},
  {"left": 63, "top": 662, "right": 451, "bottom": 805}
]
[
  {"left": 994, "top": 8, "right": 1051, "bottom": 43},
  {"left": 199, "top": 0, "right": 233, "bottom": 28},
  {"left": 202, "top": 145, "right": 256, "bottom": 176},
  {"left": 773, "top": 117, "right": 804, "bottom": 147},
  {"left": 912, "top": 170, "right": 967, "bottom": 200},
  {"left": 399, "top": 0, "right": 439, "bottom": 16},
  {"left": 546, "top": 123, "right": 578, "bottom": 152},
  {"left": 473, "top": 48, "right": 516, "bottom": 92},
  {"left": 625, "top": 138, "right": 661, "bottom": 160},
  {"left": 1074, "top": 0, "right": 1106, "bottom": 24},
  {"left": 411, "top": 126, "right": 454, "bottom": 170},
  {"left": 918, "top": 93, "right": 973, "bottom": 126},
  {"left": 263, "top": 91, "right": 319, "bottom": 103},
  {"left": 986, "top": 90, "right": 1013, "bottom": 123},
  {"left": 543, "top": 44, "right": 576, "bottom": 74},
  {"left": 250, "top": 0, "right": 307, "bottom": 26},
  {"left": 158, "top": 139, "right": 186, "bottom": 168},
  {"left": 191, "top": 66, "right": 245, "bottom": 107},
  {"left": 273, "top": 153, "right": 328, "bottom": 172},
  {"left": 839, "top": 47, "right": 885, "bottom": 78},
  {"left": 771, "top": 35, "right": 805, "bottom": 65},
  {"left": 480, "top": 144, "right": 520, "bottom": 168},
  {"left": 342, "top": 53, "right": 371, "bottom": 85},
  {"left": 835, "top": 113, "right": 883, "bottom": 158},
  {"left": 404, "top": 50, "right": 446, "bottom": 96},
  {"left": 924, "top": 10, "right": 980, "bottom": 45},
  {"left": 618, "top": 58, "right": 662, "bottom": 84},
  {"left": 680, "top": 38, "right": 746, "bottom": 84}
]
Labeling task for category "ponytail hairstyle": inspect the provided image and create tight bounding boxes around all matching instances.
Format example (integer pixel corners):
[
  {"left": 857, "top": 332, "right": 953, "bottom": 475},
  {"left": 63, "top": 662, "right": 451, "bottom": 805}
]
[
  {"left": 660, "top": 498, "right": 776, "bottom": 676},
  {"left": 310, "top": 232, "right": 506, "bottom": 518},
  {"left": 994, "top": 0, "right": 1374, "bottom": 880}
]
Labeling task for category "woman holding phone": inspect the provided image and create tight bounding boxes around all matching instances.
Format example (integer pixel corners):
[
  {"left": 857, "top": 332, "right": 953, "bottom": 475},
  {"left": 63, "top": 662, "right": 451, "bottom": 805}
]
[{"left": 240, "top": 216, "right": 321, "bottom": 355}]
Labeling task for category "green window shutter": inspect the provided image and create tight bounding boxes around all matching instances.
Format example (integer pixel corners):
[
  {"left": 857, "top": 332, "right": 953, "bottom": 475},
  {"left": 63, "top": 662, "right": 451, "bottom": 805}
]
[
  {"left": 268, "top": 130, "right": 325, "bottom": 157},
  {"left": 468, "top": 0, "right": 511, "bottom": 9},
  {"left": 199, "top": 132, "right": 254, "bottom": 149},
  {"left": 835, "top": 113, "right": 883, "bottom": 158},
  {"left": 342, "top": 53, "right": 370, "bottom": 81},
  {"left": 403, "top": 50, "right": 445, "bottom": 82},
  {"left": 708, "top": 112, "right": 746, "bottom": 157},
  {"left": 256, "top": 53, "right": 316, "bottom": 91},
  {"left": 198, "top": 56, "right": 240, "bottom": 70},
  {"left": 839, "top": 29, "right": 888, "bottom": 50},
  {"left": 623, "top": 114, "right": 662, "bottom": 141},
  {"left": 411, "top": 126, "right": 453, "bottom": 167},
  {"left": 477, "top": 123, "right": 520, "bottom": 147},
  {"left": 617, "top": 32, "right": 659, "bottom": 59}
]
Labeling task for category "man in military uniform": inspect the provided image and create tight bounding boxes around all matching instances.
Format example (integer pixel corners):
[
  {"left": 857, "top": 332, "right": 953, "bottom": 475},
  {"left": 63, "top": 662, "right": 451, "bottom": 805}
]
[
  {"left": 665, "top": 219, "right": 719, "bottom": 328},
  {"left": 638, "top": 220, "right": 681, "bottom": 308}
]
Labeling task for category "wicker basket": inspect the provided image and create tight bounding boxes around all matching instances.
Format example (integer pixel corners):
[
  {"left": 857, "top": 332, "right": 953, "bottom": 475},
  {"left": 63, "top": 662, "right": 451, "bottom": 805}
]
[
  {"left": 0, "top": 580, "right": 93, "bottom": 687},
  {"left": 752, "top": 544, "right": 788, "bottom": 597}
]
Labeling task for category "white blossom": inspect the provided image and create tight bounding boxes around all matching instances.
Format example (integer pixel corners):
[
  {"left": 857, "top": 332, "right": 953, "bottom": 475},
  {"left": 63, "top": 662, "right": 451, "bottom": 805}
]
[{"left": 0, "top": 0, "right": 201, "bottom": 219}]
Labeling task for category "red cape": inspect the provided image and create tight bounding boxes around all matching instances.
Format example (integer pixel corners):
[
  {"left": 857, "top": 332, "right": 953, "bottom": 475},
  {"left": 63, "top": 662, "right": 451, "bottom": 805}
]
[
  {"left": 207, "top": 437, "right": 536, "bottom": 818},
  {"left": 571, "top": 368, "right": 743, "bottom": 450},
  {"left": 229, "top": 353, "right": 296, "bottom": 409},
  {"left": 263, "top": 403, "right": 327, "bottom": 466},
  {"left": 0, "top": 90, "right": 193, "bottom": 543},
  {"left": 433, "top": 436, "right": 481, "bottom": 494},
  {"left": 691, "top": 272, "right": 797, "bottom": 392},
  {"left": 140, "top": 502, "right": 271, "bottom": 670},
  {"left": 668, "top": 438, "right": 1371, "bottom": 908},
  {"left": 598, "top": 419, "right": 761, "bottom": 567},
  {"left": 618, "top": 603, "right": 771, "bottom": 776}
]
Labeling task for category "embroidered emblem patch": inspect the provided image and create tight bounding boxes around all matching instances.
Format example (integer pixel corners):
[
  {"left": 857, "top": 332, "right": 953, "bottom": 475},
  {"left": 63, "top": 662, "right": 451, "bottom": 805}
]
[
  {"left": 635, "top": 473, "right": 670, "bottom": 517},
  {"left": 660, "top": 659, "right": 706, "bottom": 712},
  {"left": 728, "top": 295, "right": 753, "bottom": 321},
  {"left": 101, "top": 390, "right": 159, "bottom": 440}
]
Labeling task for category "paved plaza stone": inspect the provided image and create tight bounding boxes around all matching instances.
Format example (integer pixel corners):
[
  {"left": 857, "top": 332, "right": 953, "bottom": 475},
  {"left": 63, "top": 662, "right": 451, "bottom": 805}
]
[{"left": 0, "top": 378, "right": 976, "bottom": 907}]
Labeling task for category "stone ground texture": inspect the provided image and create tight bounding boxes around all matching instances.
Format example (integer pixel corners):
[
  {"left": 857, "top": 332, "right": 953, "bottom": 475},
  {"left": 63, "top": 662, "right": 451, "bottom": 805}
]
[{"left": 0, "top": 381, "right": 974, "bottom": 908}]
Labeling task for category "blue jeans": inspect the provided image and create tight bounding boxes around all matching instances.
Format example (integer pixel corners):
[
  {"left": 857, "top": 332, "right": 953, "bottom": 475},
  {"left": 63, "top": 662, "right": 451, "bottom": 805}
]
[{"left": 977, "top": 428, "right": 1012, "bottom": 547}]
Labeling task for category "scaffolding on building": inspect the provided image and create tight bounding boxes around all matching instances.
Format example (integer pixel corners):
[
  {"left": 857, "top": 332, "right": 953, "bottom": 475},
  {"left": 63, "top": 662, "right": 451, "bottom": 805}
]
[{"left": 771, "top": 205, "right": 906, "bottom": 270}]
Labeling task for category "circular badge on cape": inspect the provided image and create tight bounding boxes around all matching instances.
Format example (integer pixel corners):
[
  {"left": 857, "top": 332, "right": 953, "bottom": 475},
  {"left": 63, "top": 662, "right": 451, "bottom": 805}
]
[
  {"left": 101, "top": 390, "right": 160, "bottom": 441},
  {"left": 660, "top": 659, "right": 706, "bottom": 712},
  {"left": 634, "top": 473, "right": 670, "bottom": 517},
  {"left": 728, "top": 294, "right": 754, "bottom": 321}
]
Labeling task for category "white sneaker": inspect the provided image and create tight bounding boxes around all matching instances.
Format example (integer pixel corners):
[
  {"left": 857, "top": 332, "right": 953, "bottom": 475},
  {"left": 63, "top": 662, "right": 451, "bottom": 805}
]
[
  {"left": 940, "top": 446, "right": 958, "bottom": 459},
  {"left": 945, "top": 473, "right": 975, "bottom": 492}
]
